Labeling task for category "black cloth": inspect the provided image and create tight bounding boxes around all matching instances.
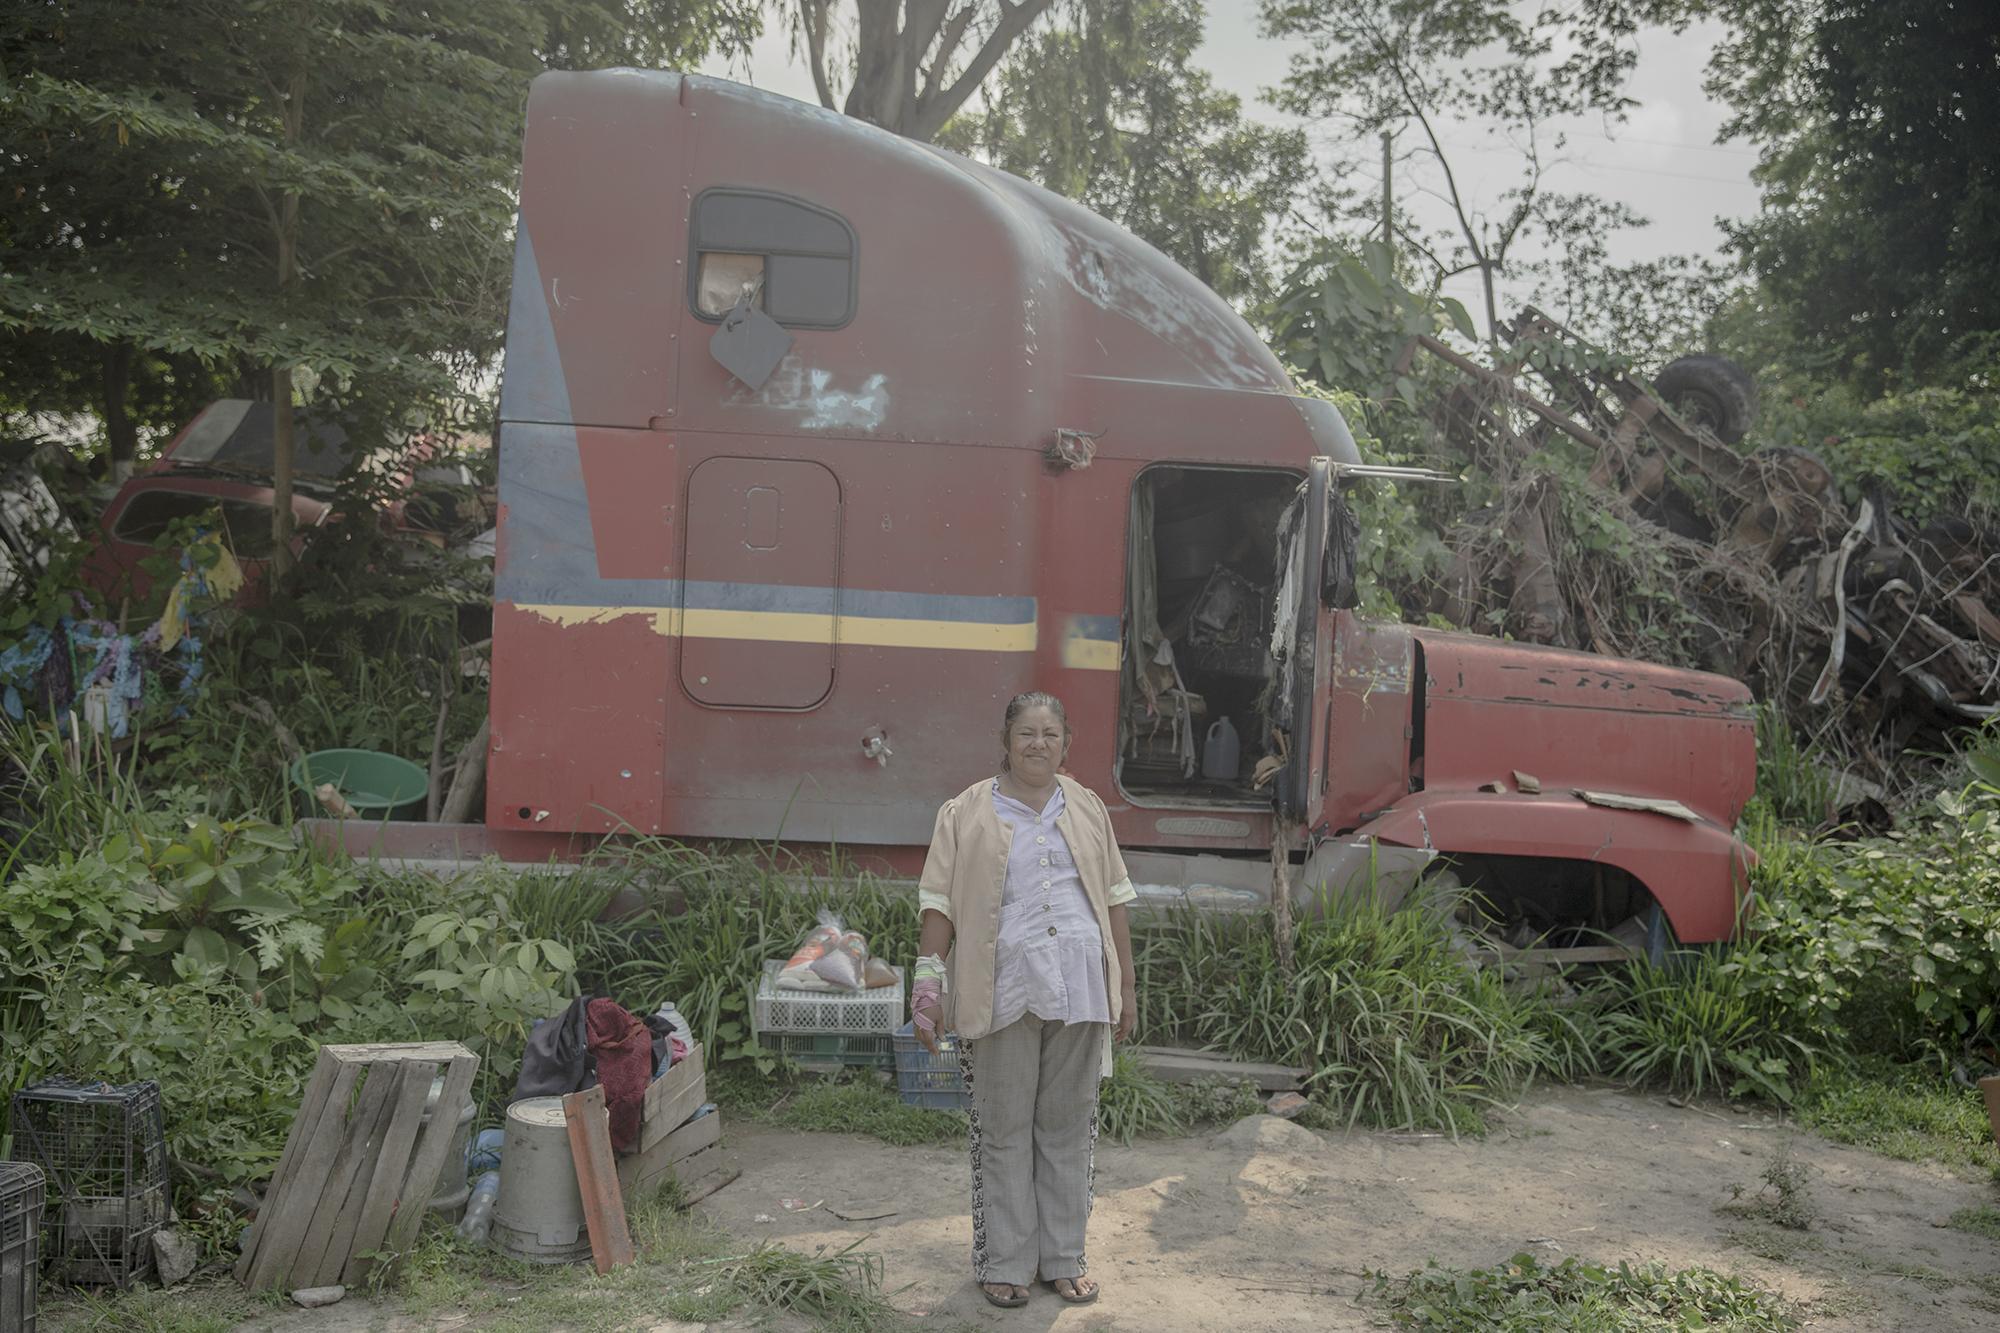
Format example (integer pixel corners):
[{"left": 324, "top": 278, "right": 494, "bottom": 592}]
[
  {"left": 643, "top": 1012, "right": 676, "bottom": 1078},
  {"left": 514, "top": 995, "right": 595, "bottom": 1101}
]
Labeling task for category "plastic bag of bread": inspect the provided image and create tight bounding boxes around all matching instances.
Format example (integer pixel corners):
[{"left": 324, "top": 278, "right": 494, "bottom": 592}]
[
  {"left": 776, "top": 915, "right": 845, "bottom": 991},
  {"left": 811, "top": 927, "right": 869, "bottom": 990}
]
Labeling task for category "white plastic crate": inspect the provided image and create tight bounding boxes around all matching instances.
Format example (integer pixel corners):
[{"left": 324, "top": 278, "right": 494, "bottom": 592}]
[{"left": 753, "top": 960, "right": 904, "bottom": 1034}]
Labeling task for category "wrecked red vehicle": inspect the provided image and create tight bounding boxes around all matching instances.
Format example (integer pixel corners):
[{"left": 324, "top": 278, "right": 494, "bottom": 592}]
[
  {"left": 82, "top": 400, "right": 490, "bottom": 607},
  {"left": 334, "top": 71, "right": 1755, "bottom": 954},
  {"left": 81, "top": 400, "right": 349, "bottom": 603}
]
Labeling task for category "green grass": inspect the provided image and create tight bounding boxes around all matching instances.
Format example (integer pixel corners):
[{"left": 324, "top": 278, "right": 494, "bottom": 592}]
[
  {"left": 773, "top": 1077, "right": 967, "bottom": 1146},
  {"left": 714, "top": 1045, "right": 1263, "bottom": 1152},
  {"left": 1365, "top": 1252, "right": 1798, "bottom": 1330},
  {"left": 45, "top": 1186, "right": 904, "bottom": 1333},
  {"left": 1949, "top": 1205, "right": 2000, "bottom": 1241},
  {"left": 1794, "top": 1064, "right": 2000, "bottom": 1180},
  {"left": 1136, "top": 891, "right": 1565, "bottom": 1135},
  {"left": 393, "top": 1185, "right": 900, "bottom": 1331},
  {"left": 41, "top": 1282, "right": 276, "bottom": 1333}
]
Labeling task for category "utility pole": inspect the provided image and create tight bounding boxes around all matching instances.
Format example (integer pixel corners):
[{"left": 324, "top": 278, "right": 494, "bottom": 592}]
[{"left": 1380, "top": 130, "right": 1394, "bottom": 252}]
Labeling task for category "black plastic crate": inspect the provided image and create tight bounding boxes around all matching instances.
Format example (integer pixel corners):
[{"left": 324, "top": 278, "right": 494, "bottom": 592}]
[
  {"left": 2, "top": 1161, "right": 45, "bottom": 1332},
  {"left": 9, "top": 1079, "right": 168, "bottom": 1288}
]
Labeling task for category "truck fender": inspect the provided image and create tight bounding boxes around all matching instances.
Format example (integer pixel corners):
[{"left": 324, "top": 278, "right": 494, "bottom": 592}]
[{"left": 1351, "top": 790, "right": 1752, "bottom": 944}]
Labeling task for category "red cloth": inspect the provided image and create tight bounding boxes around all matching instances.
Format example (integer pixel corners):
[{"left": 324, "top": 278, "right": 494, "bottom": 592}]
[{"left": 585, "top": 998, "right": 651, "bottom": 1153}]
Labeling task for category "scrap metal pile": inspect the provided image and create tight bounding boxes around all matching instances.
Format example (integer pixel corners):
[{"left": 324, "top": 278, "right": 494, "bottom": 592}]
[{"left": 1394, "top": 307, "right": 2000, "bottom": 784}]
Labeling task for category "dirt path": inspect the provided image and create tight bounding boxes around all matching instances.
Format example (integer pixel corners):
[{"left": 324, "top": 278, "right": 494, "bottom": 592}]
[
  {"left": 225, "top": 1083, "right": 1997, "bottom": 1331},
  {"left": 696, "top": 1084, "right": 1997, "bottom": 1331}
]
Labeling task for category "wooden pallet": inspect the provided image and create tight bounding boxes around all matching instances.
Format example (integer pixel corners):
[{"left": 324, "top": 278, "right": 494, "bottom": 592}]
[{"left": 235, "top": 1042, "right": 478, "bottom": 1292}]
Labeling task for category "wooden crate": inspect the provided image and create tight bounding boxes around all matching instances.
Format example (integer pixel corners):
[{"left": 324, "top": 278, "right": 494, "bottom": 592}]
[
  {"left": 616, "top": 1043, "right": 721, "bottom": 1198},
  {"left": 235, "top": 1042, "right": 478, "bottom": 1292}
]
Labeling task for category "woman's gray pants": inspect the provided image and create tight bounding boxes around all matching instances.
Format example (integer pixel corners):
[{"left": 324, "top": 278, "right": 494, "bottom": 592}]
[{"left": 958, "top": 1015, "right": 1104, "bottom": 1286}]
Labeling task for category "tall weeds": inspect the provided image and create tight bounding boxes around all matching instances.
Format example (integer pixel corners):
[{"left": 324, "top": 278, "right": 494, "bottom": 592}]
[{"left": 1135, "top": 892, "right": 1565, "bottom": 1133}]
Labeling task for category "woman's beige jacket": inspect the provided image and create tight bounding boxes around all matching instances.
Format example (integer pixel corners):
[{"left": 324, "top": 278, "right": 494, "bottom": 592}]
[{"left": 917, "top": 775, "right": 1137, "bottom": 1069}]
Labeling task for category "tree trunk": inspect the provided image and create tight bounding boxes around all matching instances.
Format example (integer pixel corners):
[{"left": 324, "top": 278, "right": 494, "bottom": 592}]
[
  {"left": 269, "top": 71, "right": 306, "bottom": 581},
  {"left": 101, "top": 339, "right": 137, "bottom": 483},
  {"left": 1479, "top": 260, "right": 1501, "bottom": 352},
  {"left": 439, "top": 718, "right": 491, "bottom": 824}
]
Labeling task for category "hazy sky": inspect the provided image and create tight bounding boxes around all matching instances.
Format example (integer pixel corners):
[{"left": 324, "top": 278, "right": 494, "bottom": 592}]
[{"left": 707, "top": 2, "right": 1762, "bottom": 322}]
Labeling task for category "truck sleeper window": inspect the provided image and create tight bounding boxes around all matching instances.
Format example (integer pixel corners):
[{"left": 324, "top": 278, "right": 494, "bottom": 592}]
[{"left": 689, "top": 189, "right": 856, "bottom": 329}]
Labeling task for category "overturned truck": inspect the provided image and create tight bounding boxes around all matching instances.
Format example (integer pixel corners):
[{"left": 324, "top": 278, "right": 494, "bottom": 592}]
[{"left": 333, "top": 71, "right": 1757, "bottom": 957}]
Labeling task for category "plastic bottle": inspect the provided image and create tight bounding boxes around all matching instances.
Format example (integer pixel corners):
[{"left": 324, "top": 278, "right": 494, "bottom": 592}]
[
  {"left": 655, "top": 1003, "right": 693, "bottom": 1048},
  {"left": 457, "top": 1170, "right": 500, "bottom": 1245},
  {"left": 1201, "top": 716, "right": 1240, "bottom": 781}
]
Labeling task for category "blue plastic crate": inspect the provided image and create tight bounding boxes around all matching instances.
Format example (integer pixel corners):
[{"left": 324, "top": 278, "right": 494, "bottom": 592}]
[{"left": 891, "top": 1023, "right": 970, "bottom": 1112}]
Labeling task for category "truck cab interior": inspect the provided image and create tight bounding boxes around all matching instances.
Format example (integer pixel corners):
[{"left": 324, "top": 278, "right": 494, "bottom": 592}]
[{"left": 1118, "top": 464, "right": 1299, "bottom": 805}]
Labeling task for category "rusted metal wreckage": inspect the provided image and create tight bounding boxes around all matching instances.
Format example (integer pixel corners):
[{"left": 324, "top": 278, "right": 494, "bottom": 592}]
[
  {"left": 318, "top": 71, "right": 1766, "bottom": 961},
  {"left": 1399, "top": 307, "right": 2000, "bottom": 795}
]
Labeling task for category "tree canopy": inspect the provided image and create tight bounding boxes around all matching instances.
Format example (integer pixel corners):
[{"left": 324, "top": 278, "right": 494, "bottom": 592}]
[
  {"left": 1703, "top": 0, "right": 2000, "bottom": 388},
  {"left": 0, "top": 0, "right": 756, "bottom": 476}
]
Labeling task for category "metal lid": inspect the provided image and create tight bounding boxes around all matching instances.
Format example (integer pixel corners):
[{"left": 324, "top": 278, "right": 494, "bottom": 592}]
[{"left": 506, "top": 1096, "right": 570, "bottom": 1128}]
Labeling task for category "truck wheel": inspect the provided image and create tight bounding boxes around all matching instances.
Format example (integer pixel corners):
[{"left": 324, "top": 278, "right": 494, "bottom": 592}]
[{"left": 1652, "top": 355, "right": 1758, "bottom": 445}]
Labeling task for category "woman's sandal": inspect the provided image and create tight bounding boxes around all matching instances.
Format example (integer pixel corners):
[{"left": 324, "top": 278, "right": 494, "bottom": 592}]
[
  {"left": 1046, "top": 1277, "right": 1099, "bottom": 1305},
  {"left": 980, "top": 1282, "right": 1029, "bottom": 1308}
]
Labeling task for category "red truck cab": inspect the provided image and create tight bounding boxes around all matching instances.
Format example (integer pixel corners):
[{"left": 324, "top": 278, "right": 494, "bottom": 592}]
[{"left": 473, "top": 70, "right": 1753, "bottom": 948}]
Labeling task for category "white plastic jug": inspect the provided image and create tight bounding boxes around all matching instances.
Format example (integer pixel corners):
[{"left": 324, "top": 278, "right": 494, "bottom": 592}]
[{"left": 1202, "top": 716, "right": 1241, "bottom": 781}]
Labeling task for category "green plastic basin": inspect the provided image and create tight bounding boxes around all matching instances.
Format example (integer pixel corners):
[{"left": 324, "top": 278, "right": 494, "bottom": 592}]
[{"left": 292, "top": 748, "right": 429, "bottom": 821}]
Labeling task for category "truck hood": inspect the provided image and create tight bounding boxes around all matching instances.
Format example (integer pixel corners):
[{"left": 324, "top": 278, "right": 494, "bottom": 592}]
[{"left": 1412, "top": 629, "right": 1756, "bottom": 828}]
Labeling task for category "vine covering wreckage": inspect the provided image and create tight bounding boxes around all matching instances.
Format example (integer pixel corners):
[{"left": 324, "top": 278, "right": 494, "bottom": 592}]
[{"left": 1396, "top": 307, "right": 1999, "bottom": 800}]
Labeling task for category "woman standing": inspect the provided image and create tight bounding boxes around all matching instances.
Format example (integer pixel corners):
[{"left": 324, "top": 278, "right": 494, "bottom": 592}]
[{"left": 910, "top": 691, "right": 1138, "bottom": 1309}]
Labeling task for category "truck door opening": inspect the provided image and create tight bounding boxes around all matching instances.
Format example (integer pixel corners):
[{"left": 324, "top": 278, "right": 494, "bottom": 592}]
[{"left": 1118, "top": 465, "right": 1298, "bottom": 804}]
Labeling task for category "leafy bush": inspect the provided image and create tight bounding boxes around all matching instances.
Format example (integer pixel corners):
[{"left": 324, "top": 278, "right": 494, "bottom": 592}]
[
  {"left": 28, "top": 963, "right": 313, "bottom": 1184},
  {"left": 1366, "top": 1252, "right": 1797, "bottom": 1331},
  {"left": 1730, "top": 788, "right": 2000, "bottom": 1064},
  {"left": 1745, "top": 370, "right": 2000, "bottom": 526}
]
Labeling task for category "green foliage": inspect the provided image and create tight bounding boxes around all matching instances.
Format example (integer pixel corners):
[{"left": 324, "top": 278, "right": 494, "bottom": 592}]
[
  {"left": 1716, "top": 358, "right": 2000, "bottom": 526},
  {"left": 1731, "top": 789, "right": 2000, "bottom": 1062},
  {"left": 1284, "top": 376, "right": 1452, "bottom": 621},
  {"left": 1589, "top": 953, "right": 1813, "bottom": 1103},
  {"left": 1262, "top": 0, "right": 1669, "bottom": 339},
  {"left": 602, "top": 843, "right": 920, "bottom": 1070},
  {"left": 1705, "top": 0, "right": 2000, "bottom": 388},
  {"left": 708, "top": 1238, "right": 895, "bottom": 1330},
  {"left": 1723, "top": 1139, "right": 1818, "bottom": 1232},
  {"left": 1169, "top": 1075, "right": 1265, "bottom": 1128},
  {"left": 1135, "top": 892, "right": 1561, "bottom": 1135},
  {"left": 1365, "top": 1251, "right": 1798, "bottom": 1331},
  {"left": 32, "top": 966, "right": 313, "bottom": 1185},
  {"left": 0, "top": 0, "right": 757, "bottom": 438},
  {"left": 1270, "top": 240, "right": 1475, "bottom": 400},
  {"left": 1750, "top": 704, "right": 1837, "bottom": 829},
  {"left": 768, "top": 1076, "right": 967, "bottom": 1147},
  {"left": 1794, "top": 1063, "right": 2000, "bottom": 1181},
  {"left": 1947, "top": 1206, "right": 2000, "bottom": 1242},
  {"left": 1098, "top": 1049, "right": 1188, "bottom": 1143}
]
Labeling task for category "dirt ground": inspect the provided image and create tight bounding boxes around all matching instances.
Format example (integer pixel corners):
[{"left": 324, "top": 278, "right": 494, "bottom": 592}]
[{"left": 241, "top": 1083, "right": 1998, "bottom": 1331}]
